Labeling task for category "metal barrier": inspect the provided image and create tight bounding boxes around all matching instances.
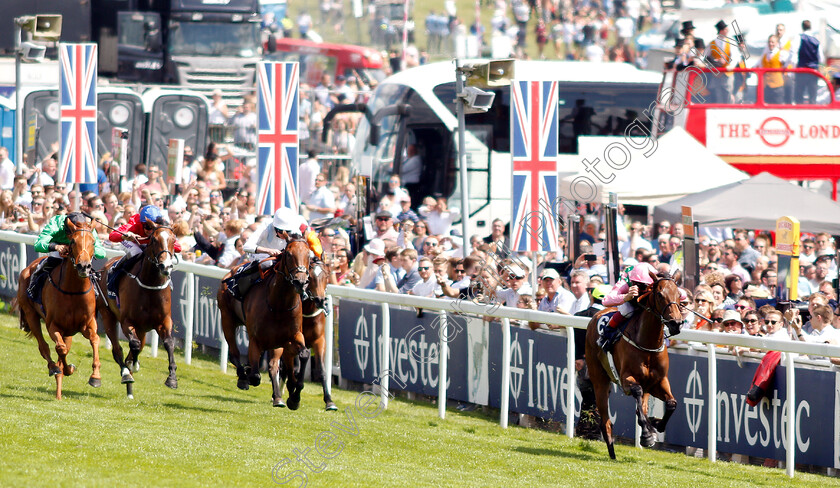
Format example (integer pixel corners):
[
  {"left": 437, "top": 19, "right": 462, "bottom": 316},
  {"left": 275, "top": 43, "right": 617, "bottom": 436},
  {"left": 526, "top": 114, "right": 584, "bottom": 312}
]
[{"left": 325, "top": 284, "right": 840, "bottom": 477}]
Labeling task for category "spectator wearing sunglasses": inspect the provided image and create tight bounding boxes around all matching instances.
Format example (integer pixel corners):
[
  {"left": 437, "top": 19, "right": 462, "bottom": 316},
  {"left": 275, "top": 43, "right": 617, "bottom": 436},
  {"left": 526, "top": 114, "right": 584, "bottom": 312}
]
[
  {"left": 305, "top": 173, "right": 336, "bottom": 221},
  {"left": 419, "top": 236, "right": 439, "bottom": 258},
  {"left": 373, "top": 211, "right": 398, "bottom": 241},
  {"left": 799, "top": 237, "right": 817, "bottom": 265},
  {"left": 495, "top": 264, "right": 530, "bottom": 308},
  {"left": 408, "top": 257, "right": 436, "bottom": 297},
  {"left": 761, "top": 308, "right": 790, "bottom": 340}
]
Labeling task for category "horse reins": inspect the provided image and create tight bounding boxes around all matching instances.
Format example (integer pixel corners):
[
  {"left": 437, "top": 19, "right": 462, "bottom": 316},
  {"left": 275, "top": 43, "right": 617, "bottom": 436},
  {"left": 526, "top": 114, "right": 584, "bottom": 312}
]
[
  {"left": 127, "top": 227, "right": 176, "bottom": 290},
  {"left": 49, "top": 228, "right": 95, "bottom": 296},
  {"left": 623, "top": 279, "right": 685, "bottom": 352}
]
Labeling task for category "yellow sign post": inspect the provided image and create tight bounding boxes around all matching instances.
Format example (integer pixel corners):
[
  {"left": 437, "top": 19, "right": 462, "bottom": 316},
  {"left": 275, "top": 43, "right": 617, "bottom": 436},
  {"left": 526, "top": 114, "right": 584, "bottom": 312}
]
[{"left": 775, "top": 216, "right": 800, "bottom": 301}]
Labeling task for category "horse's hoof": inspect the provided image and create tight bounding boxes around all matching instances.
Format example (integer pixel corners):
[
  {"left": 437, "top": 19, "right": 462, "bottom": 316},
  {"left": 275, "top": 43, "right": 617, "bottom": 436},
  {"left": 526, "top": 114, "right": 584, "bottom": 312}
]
[
  {"left": 237, "top": 378, "right": 250, "bottom": 390},
  {"left": 165, "top": 377, "right": 178, "bottom": 389},
  {"left": 88, "top": 377, "right": 101, "bottom": 388},
  {"left": 641, "top": 433, "right": 656, "bottom": 448},
  {"left": 249, "top": 373, "right": 261, "bottom": 387},
  {"left": 48, "top": 365, "right": 61, "bottom": 377},
  {"left": 64, "top": 364, "right": 76, "bottom": 376},
  {"left": 287, "top": 398, "right": 300, "bottom": 411},
  {"left": 129, "top": 360, "right": 140, "bottom": 373},
  {"left": 273, "top": 398, "right": 287, "bottom": 408},
  {"left": 121, "top": 373, "right": 134, "bottom": 384},
  {"left": 127, "top": 394, "right": 134, "bottom": 400},
  {"left": 325, "top": 402, "right": 338, "bottom": 411}
]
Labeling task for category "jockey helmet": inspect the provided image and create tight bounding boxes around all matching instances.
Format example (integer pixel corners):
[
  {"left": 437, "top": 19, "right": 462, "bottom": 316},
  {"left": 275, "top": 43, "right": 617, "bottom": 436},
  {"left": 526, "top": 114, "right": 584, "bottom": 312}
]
[
  {"left": 272, "top": 207, "right": 299, "bottom": 234},
  {"left": 139, "top": 205, "right": 165, "bottom": 224},
  {"left": 64, "top": 212, "right": 87, "bottom": 231},
  {"left": 628, "top": 263, "right": 656, "bottom": 285}
]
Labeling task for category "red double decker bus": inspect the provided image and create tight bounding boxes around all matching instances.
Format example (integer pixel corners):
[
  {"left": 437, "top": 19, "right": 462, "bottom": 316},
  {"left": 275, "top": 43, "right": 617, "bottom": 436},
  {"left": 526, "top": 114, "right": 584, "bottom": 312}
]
[
  {"left": 264, "top": 37, "right": 385, "bottom": 87},
  {"left": 654, "top": 66, "right": 840, "bottom": 198}
]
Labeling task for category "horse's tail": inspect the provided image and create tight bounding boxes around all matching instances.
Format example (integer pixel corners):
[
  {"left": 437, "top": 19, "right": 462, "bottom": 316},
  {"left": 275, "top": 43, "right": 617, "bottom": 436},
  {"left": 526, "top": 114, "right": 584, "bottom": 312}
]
[{"left": 18, "top": 307, "right": 33, "bottom": 337}]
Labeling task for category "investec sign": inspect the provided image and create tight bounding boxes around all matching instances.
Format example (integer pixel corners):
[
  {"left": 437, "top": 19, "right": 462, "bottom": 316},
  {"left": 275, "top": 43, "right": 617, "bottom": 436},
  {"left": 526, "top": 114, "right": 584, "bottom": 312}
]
[{"left": 706, "top": 109, "right": 840, "bottom": 156}]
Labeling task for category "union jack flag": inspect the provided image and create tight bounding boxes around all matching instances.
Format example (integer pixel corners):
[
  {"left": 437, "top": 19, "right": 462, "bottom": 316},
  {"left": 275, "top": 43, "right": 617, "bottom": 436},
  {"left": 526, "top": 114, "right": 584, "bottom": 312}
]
[
  {"left": 58, "top": 43, "right": 98, "bottom": 184},
  {"left": 256, "top": 61, "right": 299, "bottom": 216},
  {"left": 510, "top": 80, "right": 559, "bottom": 252}
]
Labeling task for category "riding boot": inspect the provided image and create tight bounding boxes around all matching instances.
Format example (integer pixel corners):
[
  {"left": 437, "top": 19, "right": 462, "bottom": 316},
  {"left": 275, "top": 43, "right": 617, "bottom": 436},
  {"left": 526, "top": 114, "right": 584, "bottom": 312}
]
[
  {"left": 598, "top": 312, "right": 626, "bottom": 352},
  {"left": 107, "top": 252, "right": 144, "bottom": 299},
  {"left": 224, "top": 260, "right": 261, "bottom": 301},
  {"left": 27, "top": 256, "right": 63, "bottom": 304}
]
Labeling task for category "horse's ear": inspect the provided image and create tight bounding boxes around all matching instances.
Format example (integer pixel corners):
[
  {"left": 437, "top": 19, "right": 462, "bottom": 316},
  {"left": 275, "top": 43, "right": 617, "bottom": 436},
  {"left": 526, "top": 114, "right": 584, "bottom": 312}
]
[
  {"left": 65, "top": 218, "right": 77, "bottom": 233},
  {"left": 649, "top": 270, "right": 658, "bottom": 283}
]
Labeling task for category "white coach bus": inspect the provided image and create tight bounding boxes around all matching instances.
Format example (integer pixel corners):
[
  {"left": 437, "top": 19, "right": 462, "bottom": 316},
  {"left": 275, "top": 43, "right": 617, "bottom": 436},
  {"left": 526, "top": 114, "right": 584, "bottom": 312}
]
[{"left": 347, "top": 60, "right": 661, "bottom": 235}]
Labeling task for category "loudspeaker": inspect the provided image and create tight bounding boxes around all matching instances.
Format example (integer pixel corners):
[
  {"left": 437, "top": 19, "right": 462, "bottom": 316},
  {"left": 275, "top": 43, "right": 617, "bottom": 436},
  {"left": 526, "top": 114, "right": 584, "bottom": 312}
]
[
  {"left": 97, "top": 90, "right": 144, "bottom": 175},
  {"left": 22, "top": 89, "right": 60, "bottom": 164},
  {"left": 20, "top": 42, "right": 46, "bottom": 61},
  {"left": 464, "top": 59, "right": 516, "bottom": 88},
  {"left": 144, "top": 91, "right": 208, "bottom": 176},
  {"left": 19, "top": 15, "right": 63, "bottom": 42}
]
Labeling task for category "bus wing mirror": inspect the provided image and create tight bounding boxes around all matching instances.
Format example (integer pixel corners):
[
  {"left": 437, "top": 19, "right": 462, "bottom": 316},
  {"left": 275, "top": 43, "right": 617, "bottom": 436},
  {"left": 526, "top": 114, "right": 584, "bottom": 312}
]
[{"left": 322, "top": 103, "right": 375, "bottom": 144}]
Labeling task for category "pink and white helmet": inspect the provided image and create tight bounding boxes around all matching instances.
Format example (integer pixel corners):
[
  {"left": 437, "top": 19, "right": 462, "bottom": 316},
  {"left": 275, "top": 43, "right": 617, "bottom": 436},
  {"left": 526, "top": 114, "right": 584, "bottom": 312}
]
[{"left": 628, "top": 263, "right": 656, "bottom": 285}]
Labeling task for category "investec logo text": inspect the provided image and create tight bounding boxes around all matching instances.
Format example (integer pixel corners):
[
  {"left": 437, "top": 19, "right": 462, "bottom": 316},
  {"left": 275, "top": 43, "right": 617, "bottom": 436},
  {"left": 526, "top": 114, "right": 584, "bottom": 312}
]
[
  {"left": 683, "top": 360, "right": 814, "bottom": 453},
  {"left": 508, "top": 332, "right": 578, "bottom": 417},
  {"left": 353, "top": 313, "right": 447, "bottom": 388}
]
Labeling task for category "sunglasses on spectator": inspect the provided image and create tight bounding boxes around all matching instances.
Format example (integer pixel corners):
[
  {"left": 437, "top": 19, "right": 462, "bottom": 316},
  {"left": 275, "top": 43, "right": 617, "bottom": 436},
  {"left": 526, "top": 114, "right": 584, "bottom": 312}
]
[
  {"left": 745, "top": 319, "right": 759, "bottom": 324},
  {"left": 803, "top": 244, "right": 814, "bottom": 249},
  {"left": 418, "top": 266, "right": 430, "bottom": 271},
  {"left": 376, "top": 217, "right": 390, "bottom": 221},
  {"left": 424, "top": 241, "right": 438, "bottom": 246},
  {"left": 765, "top": 319, "right": 780, "bottom": 325},
  {"left": 695, "top": 298, "right": 710, "bottom": 304},
  {"left": 454, "top": 268, "right": 465, "bottom": 274},
  {"left": 735, "top": 304, "right": 750, "bottom": 310},
  {"left": 712, "top": 318, "right": 723, "bottom": 323}
]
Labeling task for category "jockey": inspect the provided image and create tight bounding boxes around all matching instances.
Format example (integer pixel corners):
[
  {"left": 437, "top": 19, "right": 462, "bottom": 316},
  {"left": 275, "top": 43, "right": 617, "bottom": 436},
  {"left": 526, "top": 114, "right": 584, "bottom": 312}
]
[
  {"left": 597, "top": 262, "right": 658, "bottom": 352},
  {"left": 225, "top": 207, "right": 322, "bottom": 300},
  {"left": 27, "top": 212, "right": 107, "bottom": 303},
  {"left": 106, "top": 205, "right": 181, "bottom": 299}
]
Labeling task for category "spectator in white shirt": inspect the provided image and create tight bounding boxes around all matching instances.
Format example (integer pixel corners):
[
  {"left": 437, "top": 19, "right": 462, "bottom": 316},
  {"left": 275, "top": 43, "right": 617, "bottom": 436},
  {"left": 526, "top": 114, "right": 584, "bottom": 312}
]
[
  {"left": 409, "top": 257, "right": 437, "bottom": 297},
  {"left": 568, "top": 270, "right": 592, "bottom": 315},
  {"left": 790, "top": 305, "right": 839, "bottom": 358},
  {"left": 298, "top": 151, "right": 320, "bottom": 206},
  {"left": 537, "top": 268, "right": 575, "bottom": 314},
  {"left": 419, "top": 196, "right": 460, "bottom": 237},
  {"left": 305, "top": 172, "right": 336, "bottom": 221},
  {"left": 762, "top": 309, "right": 791, "bottom": 340},
  {"left": 619, "top": 220, "right": 653, "bottom": 259},
  {"left": 0, "top": 147, "right": 15, "bottom": 190}
]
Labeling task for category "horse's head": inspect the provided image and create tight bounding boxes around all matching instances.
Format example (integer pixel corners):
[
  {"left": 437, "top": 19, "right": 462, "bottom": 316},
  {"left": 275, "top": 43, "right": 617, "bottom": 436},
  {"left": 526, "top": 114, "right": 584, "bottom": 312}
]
[
  {"left": 647, "top": 276, "right": 685, "bottom": 337},
  {"left": 306, "top": 259, "right": 328, "bottom": 308},
  {"left": 278, "top": 237, "right": 310, "bottom": 295},
  {"left": 146, "top": 225, "right": 177, "bottom": 277},
  {"left": 65, "top": 218, "right": 95, "bottom": 278}
]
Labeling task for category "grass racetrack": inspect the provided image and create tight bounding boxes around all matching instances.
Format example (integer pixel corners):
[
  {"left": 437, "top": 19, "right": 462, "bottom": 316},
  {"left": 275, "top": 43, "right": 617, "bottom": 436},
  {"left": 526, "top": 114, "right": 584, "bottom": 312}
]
[{"left": 0, "top": 315, "right": 837, "bottom": 487}]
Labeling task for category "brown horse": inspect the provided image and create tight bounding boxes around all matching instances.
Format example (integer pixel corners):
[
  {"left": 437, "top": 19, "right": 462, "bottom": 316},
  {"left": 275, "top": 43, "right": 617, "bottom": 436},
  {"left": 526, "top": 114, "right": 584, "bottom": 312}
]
[
  {"left": 282, "top": 259, "right": 336, "bottom": 411},
  {"left": 17, "top": 220, "right": 100, "bottom": 400},
  {"left": 97, "top": 224, "right": 178, "bottom": 398},
  {"left": 585, "top": 276, "right": 683, "bottom": 459},
  {"left": 218, "top": 237, "right": 310, "bottom": 408}
]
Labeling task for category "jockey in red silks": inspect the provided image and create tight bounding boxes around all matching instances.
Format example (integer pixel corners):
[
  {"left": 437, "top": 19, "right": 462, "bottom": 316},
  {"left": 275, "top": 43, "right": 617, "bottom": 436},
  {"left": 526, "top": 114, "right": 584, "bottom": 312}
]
[
  {"left": 106, "top": 205, "right": 181, "bottom": 298},
  {"left": 597, "top": 262, "right": 657, "bottom": 352}
]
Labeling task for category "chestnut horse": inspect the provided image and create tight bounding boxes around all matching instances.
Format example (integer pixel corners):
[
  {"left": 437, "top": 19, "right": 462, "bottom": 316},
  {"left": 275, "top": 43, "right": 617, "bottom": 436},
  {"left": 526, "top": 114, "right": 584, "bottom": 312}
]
[
  {"left": 282, "top": 259, "right": 336, "bottom": 411},
  {"left": 97, "top": 224, "right": 178, "bottom": 398},
  {"left": 218, "top": 237, "right": 309, "bottom": 408},
  {"left": 584, "top": 276, "right": 683, "bottom": 459},
  {"left": 17, "top": 220, "right": 100, "bottom": 400}
]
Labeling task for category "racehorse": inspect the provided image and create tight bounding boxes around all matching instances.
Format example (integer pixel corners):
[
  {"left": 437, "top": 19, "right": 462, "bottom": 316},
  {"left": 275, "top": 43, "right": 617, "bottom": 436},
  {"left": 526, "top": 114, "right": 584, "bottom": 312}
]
[
  {"left": 17, "top": 220, "right": 100, "bottom": 400},
  {"left": 283, "top": 259, "right": 337, "bottom": 411},
  {"left": 584, "top": 275, "right": 683, "bottom": 459},
  {"left": 218, "top": 237, "right": 310, "bottom": 408},
  {"left": 97, "top": 224, "right": 178, "bottom": 398}
]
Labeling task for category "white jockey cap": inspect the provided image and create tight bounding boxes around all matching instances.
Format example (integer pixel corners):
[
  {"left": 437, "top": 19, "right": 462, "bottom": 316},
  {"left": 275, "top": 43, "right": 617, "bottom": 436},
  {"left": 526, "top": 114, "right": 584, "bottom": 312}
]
[{"left": 272, "top": 207, "right": 299, "bottom": 233}]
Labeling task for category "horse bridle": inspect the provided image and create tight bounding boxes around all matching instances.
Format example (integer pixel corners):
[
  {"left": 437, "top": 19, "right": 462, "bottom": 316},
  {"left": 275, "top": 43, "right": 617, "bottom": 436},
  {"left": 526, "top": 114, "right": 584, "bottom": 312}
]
[
  {"left": 637, "top": 278, "right": 685, "bottom": 338},
  {"left": 50, "top": 227, "right": 96, "bottom": 296},
  {"left": 66, "top": 227, "right": 95, "bottom": 269},
  {"left": 275, "top": 238, "right": 309, "bottom": 290},
  {"left": 145, "top": 226, "right": 177, "bottom": 268}
]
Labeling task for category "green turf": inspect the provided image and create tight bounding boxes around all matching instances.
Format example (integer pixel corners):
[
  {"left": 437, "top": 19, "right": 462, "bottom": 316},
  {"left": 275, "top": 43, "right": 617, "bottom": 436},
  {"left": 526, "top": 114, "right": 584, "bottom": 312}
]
[{"left": 0, "top": 314, "right": 836, "bottom": 488}]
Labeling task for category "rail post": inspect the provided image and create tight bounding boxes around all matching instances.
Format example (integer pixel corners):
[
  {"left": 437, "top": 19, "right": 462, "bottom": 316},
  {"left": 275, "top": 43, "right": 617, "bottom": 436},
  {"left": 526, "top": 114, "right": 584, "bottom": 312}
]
[
  {"left": 380, "top": 302, "right": 390, "bottom": 409},
  {"left": 438, "top": 309, "right": 448, "bottom": 420},
  {"left": 785, "top": 352, "right": 795, "bottom": 477},
  {"left": 500, "top": 318, "right": 511, "bottom": 428},
  {"left": 148, "top": 330, "right": 159, "bottom": 357},
  {"left": 565, "top": 326, "right": 575, "bottom": 439},
  {"left": 708, "top": 345, "right": 717, "bottom": 463},
  {"left": 324, "top": 295, "right": 334, "bottom": 398},
  {"left": 183, "top": 272, "right": 195, "bottom": 365}
]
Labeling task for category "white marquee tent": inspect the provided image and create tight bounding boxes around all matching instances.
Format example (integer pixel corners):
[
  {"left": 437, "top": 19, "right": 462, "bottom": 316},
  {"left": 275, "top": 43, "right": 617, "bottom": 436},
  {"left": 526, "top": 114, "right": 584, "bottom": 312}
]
[{"left": 558, "top": 127, "right": 748, "bottom": 206}]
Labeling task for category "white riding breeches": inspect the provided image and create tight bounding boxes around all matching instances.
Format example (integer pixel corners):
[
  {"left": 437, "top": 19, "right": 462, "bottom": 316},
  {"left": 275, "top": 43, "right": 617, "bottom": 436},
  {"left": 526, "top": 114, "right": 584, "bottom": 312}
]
[
  {"left": 618, "top": 302, "right": 634, "bottom": 317},
  {"left": 122, "top": 241, "right": 143, "bottom": 257}
]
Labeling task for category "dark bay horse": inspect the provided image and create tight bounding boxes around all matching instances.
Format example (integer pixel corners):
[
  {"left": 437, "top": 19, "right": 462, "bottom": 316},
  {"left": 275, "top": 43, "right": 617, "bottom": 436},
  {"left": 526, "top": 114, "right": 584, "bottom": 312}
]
[
  {"left": 218, "top": 237, "right": 309, "bottom": 408},
  {"left": 17, "top": 220, "right": 100, "bottom": 400},
  {"left": 97, "top": 225, "right": 178, "bottom": 398},
  {"left": 284, "top": 259, "right": 336, "bottom": 411},
  {"left": 585, "top": 275, "right": 683, "bottom": 459}
]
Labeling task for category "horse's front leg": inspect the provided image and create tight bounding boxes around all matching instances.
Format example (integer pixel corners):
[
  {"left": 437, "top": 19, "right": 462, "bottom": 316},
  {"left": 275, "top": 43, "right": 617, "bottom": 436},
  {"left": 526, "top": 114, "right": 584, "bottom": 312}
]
[
  {"left": 47, "top": 325, "right": 74, "bottom": 400},
  {"left": 159, "top": 320, "right": 178, "bottom": 389},
  {"left": 311, "top": 335, "right": 336, "bottom": 411},
  {"left": 123, "top": 321, "right": 142, "bottom": 373},
  {"left": 648, "top": 377, "right": 678, "bottom": 433},
  {"left": 247, "top": 337, "right": 262, "bottom": 387},
  {"left": 268, "top": 349, "right": 285, "bottom": 408},
  {"left": 80, "top": 318, "right": 102, "bottom": 388},
  {"left": 627, "top": 382, "right": 656, "bottom": 448},
  {"left": 286, "top": 347, "right": 310, "bottom": 411}
]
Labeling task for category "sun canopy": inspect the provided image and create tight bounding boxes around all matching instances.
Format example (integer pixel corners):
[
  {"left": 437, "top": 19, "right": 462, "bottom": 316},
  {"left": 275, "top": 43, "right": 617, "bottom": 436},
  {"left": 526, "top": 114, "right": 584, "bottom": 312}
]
[
  {"left": 558, "top": 127, "right": 748, "bottom": 206},
  {"left": 654, "top": 172, "right": 840, "bottom": 234}
]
